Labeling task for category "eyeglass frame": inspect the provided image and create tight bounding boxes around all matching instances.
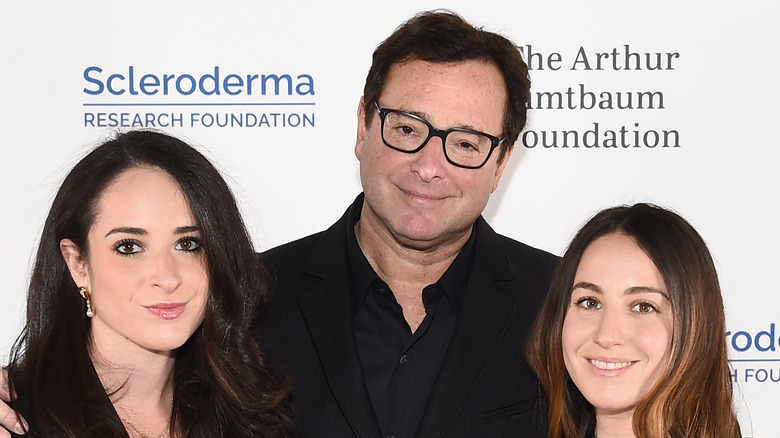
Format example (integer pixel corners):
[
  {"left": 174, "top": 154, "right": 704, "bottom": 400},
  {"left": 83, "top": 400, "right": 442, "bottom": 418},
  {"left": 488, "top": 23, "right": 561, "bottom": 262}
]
[{"left": 373, "top": 102, "right": 506, "bottom": 169}]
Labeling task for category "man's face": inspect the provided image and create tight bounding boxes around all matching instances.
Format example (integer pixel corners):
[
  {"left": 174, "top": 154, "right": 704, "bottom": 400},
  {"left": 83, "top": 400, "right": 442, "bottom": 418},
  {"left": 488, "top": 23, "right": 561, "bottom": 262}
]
[{"left": 355, "top": 59, "right": 511, "bottom": 251}]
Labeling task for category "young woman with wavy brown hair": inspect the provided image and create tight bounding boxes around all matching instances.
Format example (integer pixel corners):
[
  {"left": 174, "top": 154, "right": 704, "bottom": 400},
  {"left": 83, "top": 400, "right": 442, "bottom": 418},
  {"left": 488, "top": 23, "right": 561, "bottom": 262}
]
[{"left": 528, "top": 203, "right": 741, "bottom": 438}]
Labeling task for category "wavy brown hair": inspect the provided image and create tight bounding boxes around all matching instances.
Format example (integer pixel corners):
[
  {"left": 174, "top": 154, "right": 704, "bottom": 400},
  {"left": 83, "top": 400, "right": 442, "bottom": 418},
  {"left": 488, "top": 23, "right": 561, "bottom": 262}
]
[
  {"left": 527, "top": 203, "right": 741, "bottom": 438},
  {"left": 7, "top": 130, "right": 295, "bottom": 437}
]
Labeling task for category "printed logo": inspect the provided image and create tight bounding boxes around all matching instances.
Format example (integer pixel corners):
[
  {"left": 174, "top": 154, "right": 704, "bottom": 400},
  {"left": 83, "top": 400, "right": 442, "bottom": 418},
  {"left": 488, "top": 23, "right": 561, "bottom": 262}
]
[
  {"left": 727, "top": 323, "right": 780, "bottom": 384},
  {"left": 82, "top": 66, "right": 316, "bottom": 129}
]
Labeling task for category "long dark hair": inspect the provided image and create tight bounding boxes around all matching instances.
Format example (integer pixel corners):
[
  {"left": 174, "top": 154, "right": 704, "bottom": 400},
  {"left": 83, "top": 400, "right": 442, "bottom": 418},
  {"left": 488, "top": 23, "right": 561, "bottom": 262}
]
[
  {"left": 7, "top": 130, "right": 295, "bottom": 437},
  {"left": 527, "top": 203, "right": 741, "bottom": 438}
]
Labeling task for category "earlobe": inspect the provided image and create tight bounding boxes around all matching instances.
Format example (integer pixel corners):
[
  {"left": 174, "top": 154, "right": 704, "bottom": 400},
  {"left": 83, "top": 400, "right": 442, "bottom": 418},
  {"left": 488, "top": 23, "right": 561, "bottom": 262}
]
[
  {"left": 355, "top": 97, "right": 367, "bottom": 160},
  {"left": 60, "top": 239, "right": 89, "bottom": 288}
]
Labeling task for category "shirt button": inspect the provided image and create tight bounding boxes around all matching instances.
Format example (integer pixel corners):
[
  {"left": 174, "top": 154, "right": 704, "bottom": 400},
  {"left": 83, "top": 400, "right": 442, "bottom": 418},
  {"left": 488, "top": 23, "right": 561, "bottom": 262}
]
[{"left": 399, "top": 354, "right": 408, "bottom": 365}]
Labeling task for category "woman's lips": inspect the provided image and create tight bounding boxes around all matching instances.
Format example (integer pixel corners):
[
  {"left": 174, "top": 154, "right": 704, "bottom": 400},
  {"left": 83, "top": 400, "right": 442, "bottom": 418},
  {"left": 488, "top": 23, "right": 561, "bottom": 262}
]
[{"left": 145, "top": 303, "right": 186, "bottom": 320}]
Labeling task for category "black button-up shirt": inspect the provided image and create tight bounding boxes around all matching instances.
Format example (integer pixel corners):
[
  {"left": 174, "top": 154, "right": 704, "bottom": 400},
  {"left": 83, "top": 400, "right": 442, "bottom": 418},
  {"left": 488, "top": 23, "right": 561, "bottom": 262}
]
[{"left": 348, "top": 212, "right": 475, "bottom": 438}]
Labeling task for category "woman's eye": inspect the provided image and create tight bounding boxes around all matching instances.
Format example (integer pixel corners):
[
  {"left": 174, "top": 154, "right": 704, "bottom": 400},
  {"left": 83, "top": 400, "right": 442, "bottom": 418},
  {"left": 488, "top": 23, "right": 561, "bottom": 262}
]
[
  {"left": 176, "top": 237, "right": 201, "bottom": 252},
  {"left": 631, "top": 302, "right": 657, "bottom": 314},
  {"left": 576, "top": 297, "right": 600, "bottom": 309},
  {"left": 115, "top": 240, "right": 142, "bottom": 255}
]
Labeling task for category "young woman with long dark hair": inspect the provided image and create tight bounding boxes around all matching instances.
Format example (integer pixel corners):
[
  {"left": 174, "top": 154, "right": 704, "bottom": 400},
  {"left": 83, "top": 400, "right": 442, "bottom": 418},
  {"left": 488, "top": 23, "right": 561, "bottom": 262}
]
[{"left": 5, "top": 130, "right": 295, "bottom": 437}]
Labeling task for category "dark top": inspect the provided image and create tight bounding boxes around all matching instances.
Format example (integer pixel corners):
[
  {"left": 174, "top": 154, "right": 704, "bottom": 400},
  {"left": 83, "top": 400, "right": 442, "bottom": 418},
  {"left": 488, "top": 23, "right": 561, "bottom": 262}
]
[
  {"left": 258, "top": 194, "right": 559, "bottom": 437},
  {"left": 8, "top": 377, "right": 125, "bottom": 438},
  {"left": 348, "top": 203, "right": 474, "bottom": 438}
]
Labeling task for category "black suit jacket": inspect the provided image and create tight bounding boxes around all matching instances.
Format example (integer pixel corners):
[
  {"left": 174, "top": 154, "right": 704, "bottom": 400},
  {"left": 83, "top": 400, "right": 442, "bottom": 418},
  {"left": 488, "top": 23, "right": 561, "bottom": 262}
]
[{"left": 258, "top": 195, "right": 558, "bottom": 438}]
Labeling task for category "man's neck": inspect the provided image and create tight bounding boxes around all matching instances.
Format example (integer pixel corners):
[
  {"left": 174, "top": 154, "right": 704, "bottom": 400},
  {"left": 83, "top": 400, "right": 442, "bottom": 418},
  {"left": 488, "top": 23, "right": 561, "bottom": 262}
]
[
  {"left": 354, "top": 217, "right": 469, "bottom": 287},
  {"left": 354, "top": 213, "right": 471, "bottom": 332}
]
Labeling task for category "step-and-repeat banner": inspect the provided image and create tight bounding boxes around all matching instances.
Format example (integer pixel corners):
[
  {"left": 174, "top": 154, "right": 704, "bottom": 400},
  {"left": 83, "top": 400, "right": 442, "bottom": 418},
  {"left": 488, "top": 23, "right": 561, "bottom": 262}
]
[{"left": 1, "top": 2, "right": 777, "bottom": 435}]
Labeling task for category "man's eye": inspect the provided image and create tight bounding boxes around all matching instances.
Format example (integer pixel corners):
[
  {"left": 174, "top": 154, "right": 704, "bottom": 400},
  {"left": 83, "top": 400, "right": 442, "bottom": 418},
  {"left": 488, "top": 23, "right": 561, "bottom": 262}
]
[
  {"left": 395, "top": 124, "right": 417, "bottom": 136},
  {"left": 455, "top": 141, "right": 478, "bottom": 151}
]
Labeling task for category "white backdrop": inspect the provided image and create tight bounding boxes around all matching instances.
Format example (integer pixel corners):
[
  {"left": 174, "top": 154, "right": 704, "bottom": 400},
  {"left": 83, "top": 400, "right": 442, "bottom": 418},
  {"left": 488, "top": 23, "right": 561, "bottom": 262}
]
[{"left": 1, "top": 1, "right": 778, "bottom": 435}]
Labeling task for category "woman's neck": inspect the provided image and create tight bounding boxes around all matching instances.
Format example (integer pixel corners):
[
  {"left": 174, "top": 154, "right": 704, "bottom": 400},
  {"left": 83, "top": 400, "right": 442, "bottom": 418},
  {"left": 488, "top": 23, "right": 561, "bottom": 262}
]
[
  {"left": 90, "top": 332, "right": 176, "bottom": 436},
  {"left": 595, "top": 409, "right": 635, "bottom": 438}
]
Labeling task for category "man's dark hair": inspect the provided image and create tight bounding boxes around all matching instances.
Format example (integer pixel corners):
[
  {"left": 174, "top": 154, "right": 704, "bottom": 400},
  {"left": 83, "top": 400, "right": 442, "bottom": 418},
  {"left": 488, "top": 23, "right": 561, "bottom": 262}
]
[{"left": 363, "top": 9, "right": 530, "bottom": 159}]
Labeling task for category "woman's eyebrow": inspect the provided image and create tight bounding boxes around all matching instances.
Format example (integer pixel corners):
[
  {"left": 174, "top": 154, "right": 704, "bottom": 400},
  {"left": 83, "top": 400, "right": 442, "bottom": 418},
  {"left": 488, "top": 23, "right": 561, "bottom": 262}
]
[
  {"left": 571, "top": 281, "right": 602, "bottom": 294},
  {"left": 626, "top": 286, "right": 670, "bottom": 300},
  {"left": 105, "top": 226, "right": 146, "bottom": 237},
  {"left": 174, "top": 225, "right": 200, "bottom": 234}
]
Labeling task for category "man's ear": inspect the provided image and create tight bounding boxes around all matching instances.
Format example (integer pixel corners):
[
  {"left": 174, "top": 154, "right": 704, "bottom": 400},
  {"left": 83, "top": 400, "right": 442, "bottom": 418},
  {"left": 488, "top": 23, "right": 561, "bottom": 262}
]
[
  {"left": 491, "top": 144, "right": 514, "bottom": 193},
  {"left": 60, "top": 239, "right": 90, "bottom": 288},
  {"left": 355, "top": 96, "right": 368, "bottom": 160}
]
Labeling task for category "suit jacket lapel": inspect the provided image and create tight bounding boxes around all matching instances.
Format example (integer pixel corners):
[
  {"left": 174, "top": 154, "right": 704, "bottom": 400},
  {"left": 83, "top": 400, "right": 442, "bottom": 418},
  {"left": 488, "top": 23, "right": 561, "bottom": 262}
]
[
  {"left": 415, "top": 218, "right": 516, "bottom": 438},
  {"left": 297, "top": 210, "right": 382, "bottom": 438}
]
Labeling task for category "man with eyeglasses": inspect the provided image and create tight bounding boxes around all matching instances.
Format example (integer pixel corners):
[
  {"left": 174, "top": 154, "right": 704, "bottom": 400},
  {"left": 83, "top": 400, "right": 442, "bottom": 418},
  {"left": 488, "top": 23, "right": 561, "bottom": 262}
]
[{"left": 257, "top": 9, "right": 557, "bottom": 438}]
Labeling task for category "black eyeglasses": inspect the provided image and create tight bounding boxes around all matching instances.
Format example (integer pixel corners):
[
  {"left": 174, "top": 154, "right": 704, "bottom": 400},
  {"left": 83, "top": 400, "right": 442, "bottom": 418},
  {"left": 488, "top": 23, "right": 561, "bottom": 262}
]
[{"left": 374, "top": 102, "right": 505, "bottom": 169}]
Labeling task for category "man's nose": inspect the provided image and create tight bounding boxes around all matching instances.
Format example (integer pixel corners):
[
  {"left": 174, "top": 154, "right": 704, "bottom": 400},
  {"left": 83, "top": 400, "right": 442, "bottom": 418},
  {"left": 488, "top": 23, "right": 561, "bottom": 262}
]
[{"left": 410, "top": 135, "right": 448, "bottom": 182}]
